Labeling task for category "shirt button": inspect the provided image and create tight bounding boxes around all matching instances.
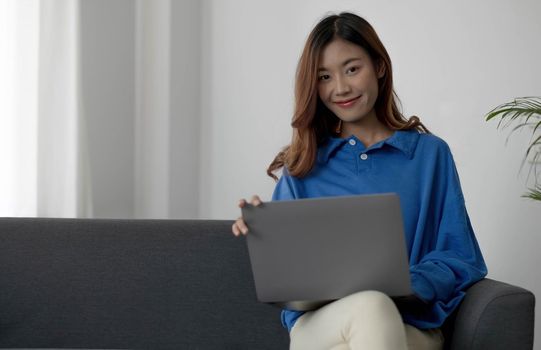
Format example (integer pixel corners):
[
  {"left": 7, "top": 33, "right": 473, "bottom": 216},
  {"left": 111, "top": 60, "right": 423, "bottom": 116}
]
[
  {"left": 360, "top": 153, "right": 368, "bottom": 160},
  {"left": 348, "top": 139, "right": 356, "bottom": 146}
]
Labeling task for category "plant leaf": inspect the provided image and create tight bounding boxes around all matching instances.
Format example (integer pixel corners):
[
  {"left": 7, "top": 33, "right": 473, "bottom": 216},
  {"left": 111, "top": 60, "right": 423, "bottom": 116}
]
[
  {"left": 522, "top": 185, "right": 541, "bottom": 201},
  {"left": 485, "top": 97, "right": 541, "bottom": 201}
]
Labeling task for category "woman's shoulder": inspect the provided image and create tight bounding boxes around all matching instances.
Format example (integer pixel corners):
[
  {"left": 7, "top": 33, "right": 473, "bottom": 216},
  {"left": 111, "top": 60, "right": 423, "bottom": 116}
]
[{"left": 416, "top": 131, "right": 452, "bottom": 154}]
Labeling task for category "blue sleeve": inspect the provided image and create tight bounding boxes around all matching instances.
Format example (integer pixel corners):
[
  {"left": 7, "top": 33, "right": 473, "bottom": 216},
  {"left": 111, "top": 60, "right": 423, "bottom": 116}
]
[
  {"left": 271, "top": 168, "right": 296, "bottom": 201},
  {"left": 408, "top": 143, "right": 487, "bottom": 326},
  {"left": 271, "top": 168, "right": 305, "bottom": 331}
]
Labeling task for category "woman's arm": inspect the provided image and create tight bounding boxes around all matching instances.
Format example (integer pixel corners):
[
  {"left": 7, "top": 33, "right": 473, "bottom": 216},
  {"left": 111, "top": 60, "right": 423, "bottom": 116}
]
[{"left": 405, "top": 141, "right": 488, "bottom": 328}]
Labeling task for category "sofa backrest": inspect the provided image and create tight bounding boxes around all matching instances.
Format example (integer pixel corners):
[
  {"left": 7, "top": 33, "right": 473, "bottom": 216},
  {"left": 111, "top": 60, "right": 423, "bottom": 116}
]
[{"left": 0, "top": 218, "right": 289, "bottom": 349}]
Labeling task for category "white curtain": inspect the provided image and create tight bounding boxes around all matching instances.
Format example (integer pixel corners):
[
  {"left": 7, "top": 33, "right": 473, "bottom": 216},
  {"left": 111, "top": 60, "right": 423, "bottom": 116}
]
[
  {"left": 38, "top": 0, "right": 93, "bottom": 217},
  {"left": 0, "top": 0, "right": 37, "bottom": 216},
  {"left": 0, "top": 0, "right": 200, "bottom": 219},
  {"left": 0, "top": 0, "right": 92, "bottom": 217},
  {"left": 134, "top": 0, "right": 171, "bottom": 218}
]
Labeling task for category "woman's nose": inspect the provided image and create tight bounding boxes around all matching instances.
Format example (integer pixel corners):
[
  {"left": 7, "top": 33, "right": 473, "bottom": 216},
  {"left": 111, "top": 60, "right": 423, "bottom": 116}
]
[{"left": 335, "top": 75, "right": 351, "bottom": 95}]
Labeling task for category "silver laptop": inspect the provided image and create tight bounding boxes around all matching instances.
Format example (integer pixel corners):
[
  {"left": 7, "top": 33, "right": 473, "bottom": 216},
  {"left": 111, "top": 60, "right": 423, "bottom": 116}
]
[{"left": 242, "top": 192, "right": 412, "bottom": 311}]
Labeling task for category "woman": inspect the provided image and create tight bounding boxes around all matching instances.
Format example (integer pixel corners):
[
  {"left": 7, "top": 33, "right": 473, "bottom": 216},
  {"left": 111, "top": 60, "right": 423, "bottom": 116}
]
[{"left": 232, "top": 12, "right": 487, "bottom": 350}]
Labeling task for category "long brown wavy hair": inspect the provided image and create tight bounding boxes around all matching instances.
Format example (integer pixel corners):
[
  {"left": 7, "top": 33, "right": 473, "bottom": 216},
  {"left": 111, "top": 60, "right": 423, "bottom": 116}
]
[{"left": 267, "top": 12, "right": 429, "bottom": 181}]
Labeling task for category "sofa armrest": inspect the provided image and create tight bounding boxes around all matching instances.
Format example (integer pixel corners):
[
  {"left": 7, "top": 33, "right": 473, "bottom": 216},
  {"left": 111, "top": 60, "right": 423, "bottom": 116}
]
[{"left": 449, "top": 278, "right": 535, "bottom": 350}]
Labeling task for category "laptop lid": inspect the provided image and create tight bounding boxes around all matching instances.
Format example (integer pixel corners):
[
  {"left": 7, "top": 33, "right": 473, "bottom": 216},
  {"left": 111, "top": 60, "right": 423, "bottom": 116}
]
[{"left": 242, "top": 193, "right": 412, "bottom": 311}]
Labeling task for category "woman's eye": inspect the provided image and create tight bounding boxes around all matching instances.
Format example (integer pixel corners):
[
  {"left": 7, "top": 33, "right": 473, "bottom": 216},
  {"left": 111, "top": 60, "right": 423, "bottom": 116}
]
[
  {"left": 318, "top": 75, "right": 330, "bottom": 81},
  {"left": 347, "top": 66, "right": 359, "bottom": 74}
]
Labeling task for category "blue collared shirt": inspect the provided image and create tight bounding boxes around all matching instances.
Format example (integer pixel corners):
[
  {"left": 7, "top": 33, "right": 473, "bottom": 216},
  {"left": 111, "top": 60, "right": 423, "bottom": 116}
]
[{"left": 272, "top": 129, "right": 488, "bottom": 332}]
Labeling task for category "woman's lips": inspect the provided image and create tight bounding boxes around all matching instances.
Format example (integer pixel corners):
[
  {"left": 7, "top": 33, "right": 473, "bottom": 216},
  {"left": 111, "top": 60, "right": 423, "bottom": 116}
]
[{"left": 334, "top": 95, "right": 361, "bottom": 108}]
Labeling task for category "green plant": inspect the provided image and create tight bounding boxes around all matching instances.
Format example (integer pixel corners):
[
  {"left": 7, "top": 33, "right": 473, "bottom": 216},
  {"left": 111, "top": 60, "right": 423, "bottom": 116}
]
[{"left": 485, "top": 96, "right": 541, "bottom": 201}]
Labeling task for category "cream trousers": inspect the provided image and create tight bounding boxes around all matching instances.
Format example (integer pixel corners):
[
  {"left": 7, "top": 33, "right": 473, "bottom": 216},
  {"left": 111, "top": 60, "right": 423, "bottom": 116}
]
[{"left": 289, "top": 291, "right": 444, "bottom": 350}]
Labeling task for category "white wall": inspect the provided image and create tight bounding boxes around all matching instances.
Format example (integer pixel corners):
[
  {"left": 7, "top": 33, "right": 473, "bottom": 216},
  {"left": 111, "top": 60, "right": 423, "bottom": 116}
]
[{"left": 201, "top": 0, "right": 541, "bottom": 347}]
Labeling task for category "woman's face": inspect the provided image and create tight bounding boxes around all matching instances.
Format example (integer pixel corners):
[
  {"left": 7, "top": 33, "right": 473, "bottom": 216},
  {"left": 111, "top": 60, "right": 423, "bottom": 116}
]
[{"left": 317, "top": 38, "right": 385, "bottom": 125}]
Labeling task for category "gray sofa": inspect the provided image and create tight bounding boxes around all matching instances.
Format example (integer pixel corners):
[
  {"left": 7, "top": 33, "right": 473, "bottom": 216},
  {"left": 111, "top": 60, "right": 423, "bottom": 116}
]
[{"left": 0, "top": 218, "right": 535, "bottom": 349}]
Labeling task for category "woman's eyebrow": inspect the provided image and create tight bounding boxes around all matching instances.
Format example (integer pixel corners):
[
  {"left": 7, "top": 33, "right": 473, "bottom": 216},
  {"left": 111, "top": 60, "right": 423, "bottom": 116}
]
[{"left": 318, "top": 57, "right": 363, "bottom": 72}]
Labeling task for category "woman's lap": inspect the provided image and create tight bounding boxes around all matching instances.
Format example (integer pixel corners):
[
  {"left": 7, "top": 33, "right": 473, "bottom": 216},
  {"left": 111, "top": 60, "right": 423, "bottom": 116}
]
[{"left": 289, "top": 290, "right": 444, "bottom": 350}]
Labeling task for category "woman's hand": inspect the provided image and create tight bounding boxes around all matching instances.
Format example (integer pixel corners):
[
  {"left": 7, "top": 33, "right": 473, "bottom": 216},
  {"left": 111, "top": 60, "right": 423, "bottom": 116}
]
[{"left": 232, "top": 195, "right": 263, "bottom": 236}]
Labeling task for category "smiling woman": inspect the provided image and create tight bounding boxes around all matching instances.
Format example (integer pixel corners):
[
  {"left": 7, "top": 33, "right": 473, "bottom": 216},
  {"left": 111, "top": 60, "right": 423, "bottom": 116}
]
[
  {"left": 232, "top": 11, "right": 487, "bottom": 350},
  {"left": 266, "top": 12, "right": 429, "bottom": 180},
  {"left": 316, "top": 38, "right": 385, "bottom": 136}
]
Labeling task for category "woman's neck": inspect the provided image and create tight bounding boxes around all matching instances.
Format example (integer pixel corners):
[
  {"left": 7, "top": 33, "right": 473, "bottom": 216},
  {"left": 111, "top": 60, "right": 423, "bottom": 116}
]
[{"left": 339, "top": 112, "right": 394, "bottom": 148}]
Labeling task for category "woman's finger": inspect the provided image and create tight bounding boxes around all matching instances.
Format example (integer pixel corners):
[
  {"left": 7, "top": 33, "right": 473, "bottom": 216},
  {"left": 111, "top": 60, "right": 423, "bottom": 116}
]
[
  {"left": 238, "top": 219, "right": 249, "bottom": 235},
  {"left": 251, "top": 194, "right": 262, "bottom": 206},
  {"left": 232, "top": 222, "right": 240, "bottom": 236}
]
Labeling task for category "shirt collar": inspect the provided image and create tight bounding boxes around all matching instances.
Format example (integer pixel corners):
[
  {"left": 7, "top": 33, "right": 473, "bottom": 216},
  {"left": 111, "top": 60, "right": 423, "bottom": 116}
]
[
  {"left": 383, "top": 129, "right": 421, "bottom": 159},
  {"left": 317, "top": 129, "right": 421, "bottom": 163}
]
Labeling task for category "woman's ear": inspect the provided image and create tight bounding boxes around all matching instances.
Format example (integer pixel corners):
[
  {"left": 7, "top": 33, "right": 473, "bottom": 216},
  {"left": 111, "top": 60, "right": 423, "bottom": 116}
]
[{"left": 376, "top": 59, "right": 386, "bottom": 78}]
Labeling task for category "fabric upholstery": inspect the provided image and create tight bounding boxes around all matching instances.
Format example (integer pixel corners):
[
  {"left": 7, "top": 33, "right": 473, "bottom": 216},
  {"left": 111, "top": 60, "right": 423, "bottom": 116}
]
[
  {"left": 0, "top": 218, "right": 535, "bottom": 349},
  {"left": 0, "top": 218, "right": 289, "bottom": 349},
  {"left": 446, "top": 278, "right": 535, "bottom": 350}
]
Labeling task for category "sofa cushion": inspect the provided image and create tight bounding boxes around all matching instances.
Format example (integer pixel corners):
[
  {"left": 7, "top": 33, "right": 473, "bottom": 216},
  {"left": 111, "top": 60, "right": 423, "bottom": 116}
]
[{"left": 0, "top": 218, "right": 289, "bottom": 349}]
